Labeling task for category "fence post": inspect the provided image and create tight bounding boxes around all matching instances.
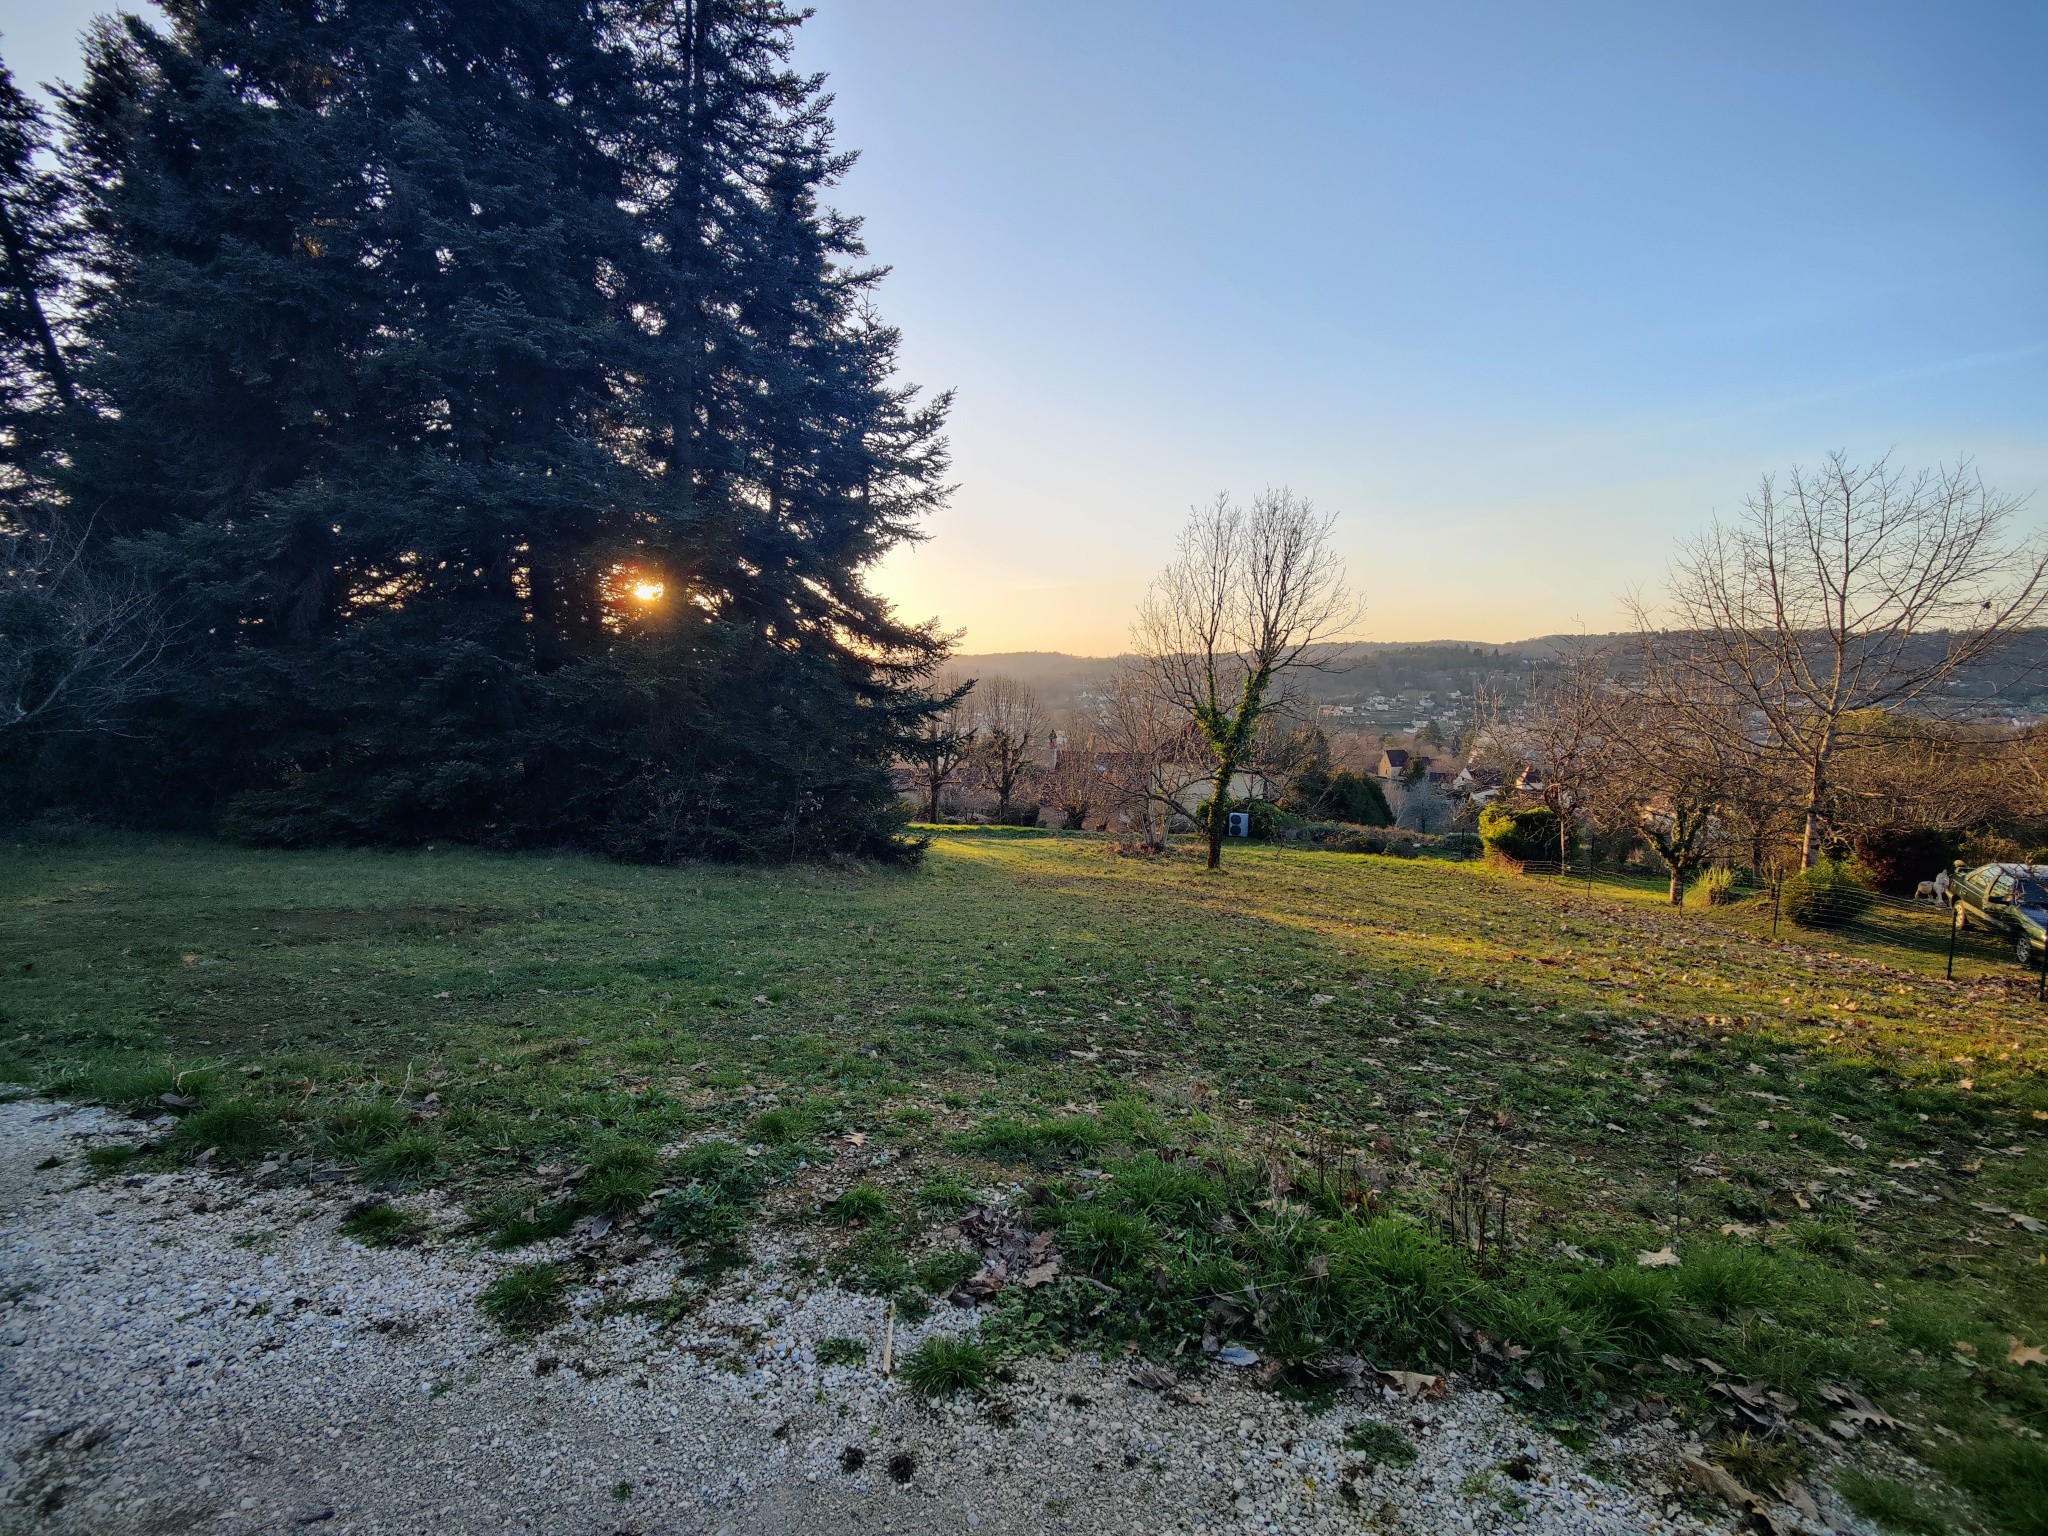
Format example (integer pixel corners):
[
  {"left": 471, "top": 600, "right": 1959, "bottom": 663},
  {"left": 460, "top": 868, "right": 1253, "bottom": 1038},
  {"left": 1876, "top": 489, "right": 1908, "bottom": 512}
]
[
  {"left": 2037, "top": 938, "right": 2044, "bottom": 1003},
  {"left": 1770, "top": 875, "right": 1780, "bottom": 939},
  {"left": 1946, "top": 902, "right": 1959, "bottom": 981},
  {"left": 1585, "top": 843, "right": 1594, "bottom": 897}
]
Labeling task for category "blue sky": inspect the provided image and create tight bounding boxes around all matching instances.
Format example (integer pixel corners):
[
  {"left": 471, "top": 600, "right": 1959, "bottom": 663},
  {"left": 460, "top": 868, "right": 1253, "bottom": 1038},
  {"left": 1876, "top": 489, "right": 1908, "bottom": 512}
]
[{"left": 8, "top": 1, "right": 2045, "bottom": 650}]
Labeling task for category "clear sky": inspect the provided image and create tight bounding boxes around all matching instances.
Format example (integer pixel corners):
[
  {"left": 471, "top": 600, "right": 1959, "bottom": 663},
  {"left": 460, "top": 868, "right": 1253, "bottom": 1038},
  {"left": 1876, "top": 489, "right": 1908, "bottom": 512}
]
[{"left": 7, "top": 2, "right": 2045, "bottom": 652}]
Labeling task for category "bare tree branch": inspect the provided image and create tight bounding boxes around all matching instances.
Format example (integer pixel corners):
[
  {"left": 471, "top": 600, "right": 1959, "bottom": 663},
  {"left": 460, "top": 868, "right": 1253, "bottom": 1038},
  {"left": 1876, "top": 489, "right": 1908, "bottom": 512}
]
[
  {"left": 1492, "top": 641, "right": 1617, "bottom": 866},
  {"left": 972, "top": 676, "right": 1044, "bottom": 821},
  {"left": 1096, "top": 663, "right": 1198, "bottom": 849},
  {"left": 1646, "top": 453, "right": 2046, "bottom": 867},
  {"left": 903, "top": 670, "right": 975, "bottom": 822},
  {"left": 1133, "top": 488, "right": 1362, "bottom": 868},
  {"left": 1, "top": 518, "right": 168, "bottom": 734}
]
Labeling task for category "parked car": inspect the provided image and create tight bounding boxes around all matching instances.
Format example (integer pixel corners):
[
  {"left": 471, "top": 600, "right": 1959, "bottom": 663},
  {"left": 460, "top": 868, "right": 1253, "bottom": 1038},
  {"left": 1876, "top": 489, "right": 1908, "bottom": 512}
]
[{"left": 1952, "top": 862, "right": 2048, "bottom": 966}]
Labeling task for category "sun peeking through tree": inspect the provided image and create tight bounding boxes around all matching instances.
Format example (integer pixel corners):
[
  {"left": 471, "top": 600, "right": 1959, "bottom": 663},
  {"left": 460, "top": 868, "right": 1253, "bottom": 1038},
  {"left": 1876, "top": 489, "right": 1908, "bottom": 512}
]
[{"left": 7, "top": 0, "right": 956, "bottom": 862}]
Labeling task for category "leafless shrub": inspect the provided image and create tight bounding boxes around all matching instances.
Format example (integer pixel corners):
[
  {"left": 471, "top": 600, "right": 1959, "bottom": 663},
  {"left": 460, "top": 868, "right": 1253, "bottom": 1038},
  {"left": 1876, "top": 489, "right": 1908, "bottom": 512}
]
[{"left": 1, "top": 520, "right": 167, "bottom": 734}]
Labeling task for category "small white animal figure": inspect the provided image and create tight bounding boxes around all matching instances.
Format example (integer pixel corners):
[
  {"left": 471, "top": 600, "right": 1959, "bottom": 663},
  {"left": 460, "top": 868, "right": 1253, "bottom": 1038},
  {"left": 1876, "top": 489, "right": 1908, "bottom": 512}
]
[
  {"left": 1914, "top": 880, "right": 1940, "bottom": 903},
  {"left": 1935, "top": 869, "right": 1953, "bottom": 904}
]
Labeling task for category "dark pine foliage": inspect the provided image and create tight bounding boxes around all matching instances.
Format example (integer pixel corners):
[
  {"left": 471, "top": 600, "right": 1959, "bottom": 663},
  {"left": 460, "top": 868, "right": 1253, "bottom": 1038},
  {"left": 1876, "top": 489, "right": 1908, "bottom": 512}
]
[
  {"left": 0, "top": 57, "right": 78, "bottom": 513},
  {"left": 7, "top": 0, "right": 950, "bottom": 861}
]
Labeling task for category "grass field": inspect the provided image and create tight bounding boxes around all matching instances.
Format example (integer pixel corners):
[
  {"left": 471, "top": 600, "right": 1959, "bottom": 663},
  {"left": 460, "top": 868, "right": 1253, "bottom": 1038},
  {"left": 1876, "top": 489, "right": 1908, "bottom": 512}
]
[{"left": 5, "top": 829, "right": 2047, "bottom": 1532}]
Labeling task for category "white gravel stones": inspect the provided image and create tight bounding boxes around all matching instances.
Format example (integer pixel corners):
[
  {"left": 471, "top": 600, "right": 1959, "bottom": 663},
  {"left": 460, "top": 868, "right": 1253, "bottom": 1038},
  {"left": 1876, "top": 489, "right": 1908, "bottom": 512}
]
[{"left": 0, "top": 1098, "right": 1742, "bottom": 1534}]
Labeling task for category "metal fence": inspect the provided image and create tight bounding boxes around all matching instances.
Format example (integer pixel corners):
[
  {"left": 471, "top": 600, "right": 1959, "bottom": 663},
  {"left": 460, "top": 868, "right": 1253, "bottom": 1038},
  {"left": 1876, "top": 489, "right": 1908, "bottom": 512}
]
[{"left": 1494, "top": 852, "right": 2037, "bottom": 991}]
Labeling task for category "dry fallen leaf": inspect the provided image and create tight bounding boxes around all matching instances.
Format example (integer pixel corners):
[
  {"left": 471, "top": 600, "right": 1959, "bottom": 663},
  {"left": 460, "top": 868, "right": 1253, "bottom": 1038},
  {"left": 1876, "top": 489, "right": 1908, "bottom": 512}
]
[
  {"left": 2009, "top": 1338, "right": 2047, "bottom": 1367},
  {"left": 1636, "top": 1246, "right": 1680, "bottom": 1269},
  {"left": 1780, "top": 1479, "right": 1820, "bottom": 1522},
  {"left": 1676, "top": 1457, "right": 1784, "bottom": 1535},
  {"left": 1376, "top": 1369, "right": 1447, "bottom": 1400},
  {"left": 2014, "top": 1213, "right": 2048, "bottom": 1235},
  {"left": 1819, "top": 1382, "right": 1905, "bottom": 1439}
]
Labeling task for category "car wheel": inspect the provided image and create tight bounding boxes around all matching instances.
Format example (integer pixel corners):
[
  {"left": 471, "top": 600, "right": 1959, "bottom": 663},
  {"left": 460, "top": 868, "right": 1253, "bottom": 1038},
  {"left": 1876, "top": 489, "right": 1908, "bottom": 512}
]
[{"left": 2018, "top": 936, "right": 2035, "bottom": 968}]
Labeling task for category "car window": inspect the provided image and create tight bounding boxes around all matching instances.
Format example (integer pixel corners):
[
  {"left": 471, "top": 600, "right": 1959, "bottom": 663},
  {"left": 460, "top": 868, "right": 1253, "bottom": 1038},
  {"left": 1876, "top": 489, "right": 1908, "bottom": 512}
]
[
  {"left": 2017, "top": 880, "right": 2048, "bottom": 906},
  {"left": 1990, "top": 872, "right": 2015, "bottom": 901}
]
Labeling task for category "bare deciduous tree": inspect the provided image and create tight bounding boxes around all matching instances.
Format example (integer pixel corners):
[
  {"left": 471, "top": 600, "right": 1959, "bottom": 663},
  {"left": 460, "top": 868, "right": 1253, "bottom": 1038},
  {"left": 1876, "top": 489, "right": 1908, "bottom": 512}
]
[
  {"left": 1650, "top": 453, "right": 2047, "bottom": 867},
  {"left": 1, "top": 521, "right": 167, "bottom": 734},
  {"left": 906, "top": 671, "right": 975, "bottom": 823},
  {"left": 1824, "top": 712, "right": 2008, "bottom": 842},
  {"left": 1389, "top": 775, "right": 1456, "bottom": 834},
  {"left": 973, "top": 675, "right": 1043, "bottom": 821},
  {"left": 1134, "top": 488, "right": 1360, "bottom": 869},
  {"left": 1097, "top": 664, "right": 1194, "bottom": 849},
  {"left": 1602, "top": 687, "right": 1749, "bottom": 904},
  {"left": 1716, "top": 754, "right": 1801, "bottom": 877},
  {"left": 1495, "top": 642, "right": 1616, "bottom": 866},
  {"left": 1041, "top": 715, "right": 1102, "bottom": 831}
]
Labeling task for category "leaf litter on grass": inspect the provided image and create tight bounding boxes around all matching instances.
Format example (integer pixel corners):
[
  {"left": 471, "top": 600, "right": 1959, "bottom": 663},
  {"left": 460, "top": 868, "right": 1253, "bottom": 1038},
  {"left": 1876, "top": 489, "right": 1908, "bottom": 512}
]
[{"left": 3, "top": 833, "right": 2045, "bottom": 1532}]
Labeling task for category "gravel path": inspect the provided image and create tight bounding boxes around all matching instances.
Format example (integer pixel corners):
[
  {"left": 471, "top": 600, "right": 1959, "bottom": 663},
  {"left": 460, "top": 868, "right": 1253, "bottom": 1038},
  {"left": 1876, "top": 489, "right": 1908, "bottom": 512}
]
[{"left": 0, "top": 1098, "right": 1761, "bottom": 1536}]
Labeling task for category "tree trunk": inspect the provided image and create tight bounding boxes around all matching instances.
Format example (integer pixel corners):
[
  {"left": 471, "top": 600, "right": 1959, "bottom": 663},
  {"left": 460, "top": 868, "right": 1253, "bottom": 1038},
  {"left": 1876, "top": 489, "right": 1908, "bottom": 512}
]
[
  {"left": 1207, "top": 763, "right": 1231, "bottom": 869},
  {"left": 1668, "top": 866, "right": 1684, "bottom": 906},
  {"left": 1799, "top": 761, "right": 1827, "bottom": 869},
  {"left": 0, "top": 198, "right": 73, "bottom": 410}
]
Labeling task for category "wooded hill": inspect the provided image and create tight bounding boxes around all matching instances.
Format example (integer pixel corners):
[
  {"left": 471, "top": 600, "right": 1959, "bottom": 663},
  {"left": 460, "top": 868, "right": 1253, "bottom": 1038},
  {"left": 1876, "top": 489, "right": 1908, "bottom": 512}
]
[{"left": 956, "top": 631, "right": 2048, "bottom": 724}]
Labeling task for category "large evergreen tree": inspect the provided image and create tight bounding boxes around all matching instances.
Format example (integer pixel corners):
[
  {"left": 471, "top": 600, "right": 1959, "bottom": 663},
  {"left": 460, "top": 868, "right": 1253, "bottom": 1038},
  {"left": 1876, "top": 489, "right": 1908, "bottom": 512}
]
[
  {"left": 0, "top": 55, "right": 76, "bottom": 509},
  {"left": 17, "top": 0, "right": 951, "bottom": 859}
]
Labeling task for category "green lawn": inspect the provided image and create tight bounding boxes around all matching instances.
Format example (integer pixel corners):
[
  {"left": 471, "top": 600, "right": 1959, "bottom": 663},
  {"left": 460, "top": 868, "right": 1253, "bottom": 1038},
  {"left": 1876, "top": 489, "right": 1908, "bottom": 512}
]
[{"left": 4, "top": 830, "right": 2046, "bottom": 1532}]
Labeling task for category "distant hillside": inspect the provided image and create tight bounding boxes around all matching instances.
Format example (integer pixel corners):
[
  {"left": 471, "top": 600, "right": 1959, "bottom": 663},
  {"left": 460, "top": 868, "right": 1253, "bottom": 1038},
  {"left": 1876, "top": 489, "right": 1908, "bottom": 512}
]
[
  {"left": 949, "top": 640, "right": 1588, "bottom": 726},
  {"left": 953, "top": 630, "right": 2048, "bottom": 730}
]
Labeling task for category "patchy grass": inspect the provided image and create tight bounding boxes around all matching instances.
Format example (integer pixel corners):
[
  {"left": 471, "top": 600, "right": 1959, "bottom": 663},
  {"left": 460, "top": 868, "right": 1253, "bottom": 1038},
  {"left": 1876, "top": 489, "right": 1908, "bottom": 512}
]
[
  {"left": 2, "top": 832, "right": 2045, "bottom": 1531},
  {"left": 477, "top": 1262, "right": 568, "bottom": 1335},
  {"left": 815, "top": 1335, "right": 867, "bottom": 1367},
  {"left": 1343, "top": 1421, "right": 1418, "bottom": 1467},
  {"left": 339, "top": 1200, "right": 425, "bottom": 1247},
  {"left": 824, "top": 1181, "right": 891, "bottom": 1225},
  {"left": 161, "top": 1099, "right": 278, "bottom": 1164},
  {"left": 1832, "top": 1467, "right": 1951, "bottom": 1535},
  {"left": 577, "top": 1142, "right": 659, "bottom": 1215},
  {"left": 901, "top": 1335, "right": 996, "bottom": 1397},
  {"left": 913, "top": 1247, "right": 979, "bottom": 1296},
  {"left": 1711, "top": 1432, "right": 1810, "bottom": 1494},
  {"left": 363, "top": 1128, "right": 441, "bottom": 1182}
]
